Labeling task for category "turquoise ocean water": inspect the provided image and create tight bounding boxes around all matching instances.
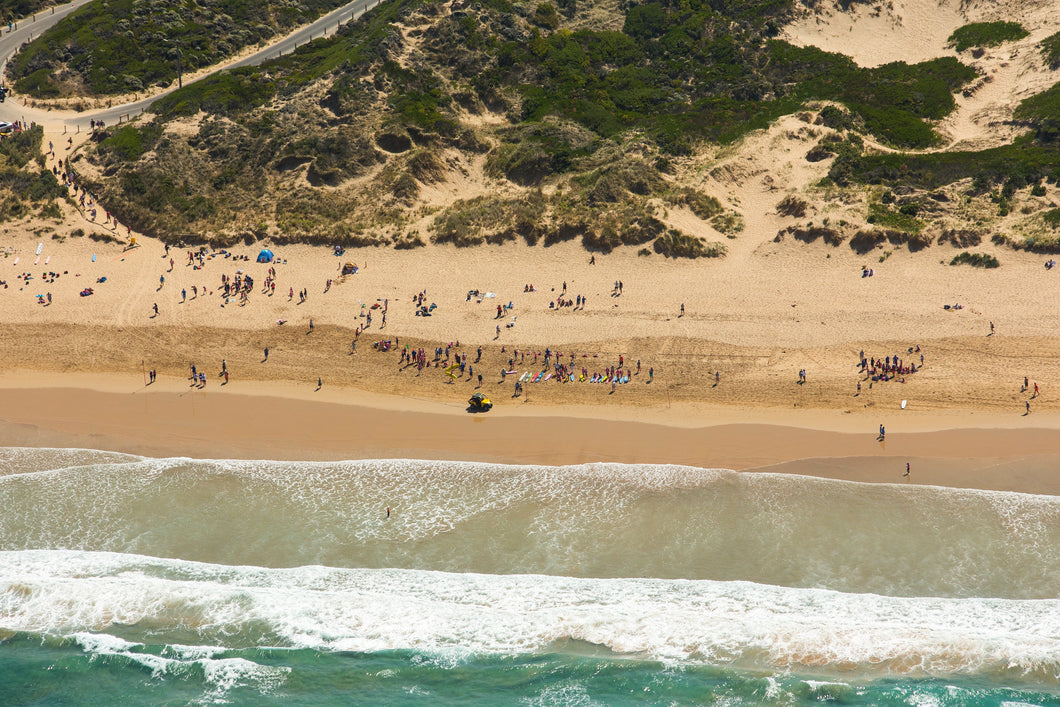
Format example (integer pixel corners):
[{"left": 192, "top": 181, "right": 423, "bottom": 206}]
[{"left": 1, "top": 448, "right": 1058, "bottom": 705}]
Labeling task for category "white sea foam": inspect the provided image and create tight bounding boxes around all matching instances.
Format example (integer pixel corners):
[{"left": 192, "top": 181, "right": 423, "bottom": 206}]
[
  {"left": 71, "top": 629, "right": 290, "bottom": 703},
  {"left": 2, "top": 453, "right": 1060, "bottom": 598},
  {"left": 3, "top": 550, "right": 1060, "bottom": 684}
]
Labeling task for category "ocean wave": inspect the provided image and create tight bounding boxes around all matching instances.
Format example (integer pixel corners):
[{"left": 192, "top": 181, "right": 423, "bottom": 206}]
[
  {"left": 1, "top": 450, "right": 1058, "bottom": 598},
  {"left": 2, "top": 550, "right": 1060, "bottom": 685}
]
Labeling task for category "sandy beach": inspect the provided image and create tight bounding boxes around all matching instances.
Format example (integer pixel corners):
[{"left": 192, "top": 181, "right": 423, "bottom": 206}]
[
  {"left": 6, "top": 180, "right": 1060, "bottom": 494},
  {"left": 4, "top": 373, "right": 1060, "bottom": 494},
  {"left": 3, "top": 0, "right": 1059, "bottom": 497}
]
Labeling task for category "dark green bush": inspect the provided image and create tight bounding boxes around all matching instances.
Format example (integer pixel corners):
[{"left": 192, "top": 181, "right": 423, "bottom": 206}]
[
  {"left": 1014, "top": 82, "right": 1060, "bottom": 143},
  {"left": 836, "top": 138, "right": 1060, "bottom": 189},
  {"left": 950, "top": 251, "right": 999, "bottom": 268},
  {"left": 8, "top": 0, "right": 356, "bottom": 97},
  {"left": 947, "top": 22, "right": 1028, "bottom": 52},
  {"left": 0, "top": 0, "right": 56, "bottom": 17},
  {"left": 98, "top": 124, "right": 164, "bottom": 162},
  {"left": 1044, "top": 208, "right": 1060, "bottom": 229},
  {"left": 867, "top": 202, "right": 923, "bottom": 233},
  {"left": 1042, "top": 31, "right": 1060, "bottom": 69}
]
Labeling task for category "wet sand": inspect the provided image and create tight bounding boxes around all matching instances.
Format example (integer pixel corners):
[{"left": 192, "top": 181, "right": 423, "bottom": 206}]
[{"left": 3, "top": 379, "right": 1060, "bottom": 494}]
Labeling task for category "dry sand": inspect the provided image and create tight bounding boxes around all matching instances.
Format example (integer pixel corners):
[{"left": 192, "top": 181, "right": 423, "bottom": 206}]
[{"left": 4, "top": 0, "right": 1060, "bottom": 493}]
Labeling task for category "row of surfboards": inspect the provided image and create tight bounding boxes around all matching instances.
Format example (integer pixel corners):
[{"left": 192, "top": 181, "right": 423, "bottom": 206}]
[{"left": 516, "top": 371, "right": 632, "bottom": 384}]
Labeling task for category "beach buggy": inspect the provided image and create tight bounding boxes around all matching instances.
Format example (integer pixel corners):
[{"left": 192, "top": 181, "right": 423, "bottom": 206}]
[{"left": 467, "top": 392, "right": 493, "bottom": 412}]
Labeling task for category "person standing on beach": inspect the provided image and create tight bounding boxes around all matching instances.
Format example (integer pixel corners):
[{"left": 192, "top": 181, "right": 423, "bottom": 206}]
[
  {"left": 263, "top": 346, "right": 269, "bottom": 361},
  {"left": 1026, "top": 400, "right": 1030, "bottom": 414},
  {"left": 152, "top": 303, "right": 158, "bottom": 317},
  {"left": 878, "top": 424, "right": 885, "bottom": 441},
  {"left": 904, "top": 462, "right": 910, "bottom": 478}
]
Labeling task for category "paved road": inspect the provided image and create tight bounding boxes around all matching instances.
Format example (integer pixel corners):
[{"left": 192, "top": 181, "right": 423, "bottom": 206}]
[{"left": 0, "top": 0, "right": 384, "bottom": 130}]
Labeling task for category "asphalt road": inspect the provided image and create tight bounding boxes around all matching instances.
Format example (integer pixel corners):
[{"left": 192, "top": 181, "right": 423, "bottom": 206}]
[{"left": 0, "top": 0, "right": 384, "bottom": 130}]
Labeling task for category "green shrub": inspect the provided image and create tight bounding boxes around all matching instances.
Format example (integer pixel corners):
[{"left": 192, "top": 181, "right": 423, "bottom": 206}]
[
  {"left": 867, "top": 202, "right": 923, "bottom": 233},
  {"left": 837, "top": 138, "right": 1060, "bottom": 189},
  {"left": 1042, "top": 31, "right": 1060, "bottom": 69},
  {"left": 1044, "top": 208, "right": 1060, "bottom": 229},
  {"left": 950, "top": 251, "right": 999, "bottom": 268},
  {"left": 1014, "top": 82, "right": 1060, "bottom": 143},
  {"left": 531, "top": 2, "right": 560, "bottom": 29},
  {"left": 947, "top": 22, "right": 1029, "bottom": 52},
  {"left": 818, "top": 105, "right": 854, "bottom": 130},
  {"left": 0, "top": 124, "right": 45, "bottom": 167},
  {"left": 0, "top": 0, "right": 55, "bottom": 18},
  {"left": 653, "top": 229, "right": 725, "bottom": 258},
  {"left": 98, "top": 124, "right": 163, "bottom": 162},
  {"left": 38, "top": 201, "right": 62, "bottom": 219},
  {"left": 8, "top": 0, "right": 357, "bottom": 97}
]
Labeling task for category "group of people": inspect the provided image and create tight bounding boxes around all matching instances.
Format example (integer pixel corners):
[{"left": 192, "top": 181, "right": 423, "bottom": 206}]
[{"left": 858, "top": 346, "right": 923, "bottom": 387}]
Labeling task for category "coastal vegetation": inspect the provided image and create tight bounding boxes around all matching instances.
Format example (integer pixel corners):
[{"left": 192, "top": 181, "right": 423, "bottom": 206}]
[
  {"left": 0, "top": 0, "right": 54, "bottom": 19},
  {"left": 0, "top": 126, "right": 65, "bottom": 223},
  {"left": 6, "top": 0, "right": 353, "bottom": 97},
  {"left": 1042, "top": 31, "right": 1060, "bottom": 69},
  {"left": 946, "top": 21, "right": 1028, "bottom": 52},
  {"left": 55, "top": 0, "right": 1058, "bottom": 256},
  {"left": 949, "top": 251, "right": 999, "bottom": 268}
]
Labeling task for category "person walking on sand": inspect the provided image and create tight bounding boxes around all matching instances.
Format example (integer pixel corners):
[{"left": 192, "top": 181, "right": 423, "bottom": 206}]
[
  {"left": 904, "top": 462, "right": 910, "bottom": 478},
  {"left": 317, "top": 376, "right": 323, "bottom": 389},
  {"left": 680, "top": 303, "right": 685, "bottom": 317},
  {"left": 878, "top": 424, "right": 885, "bottom": 441},
  {"left": 1034, "top": 382, "right": 1039, "bottom": 398},
  {"left": 263, "top": 346, "right": 269, "bottom": 361},
  {"left": 990, "top": 321, "right": 995, "bottom": 335},
  {"left": 1026, "top": 400, "right": 1030, "bottom": 414},
  {"left": 152, "top": 303, "right": 158, "bottom": 316}
]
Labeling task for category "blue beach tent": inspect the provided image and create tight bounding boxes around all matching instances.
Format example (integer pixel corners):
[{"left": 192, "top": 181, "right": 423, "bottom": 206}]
[{"left": 257, "top": 249, "right": 274, "bottom": 263}]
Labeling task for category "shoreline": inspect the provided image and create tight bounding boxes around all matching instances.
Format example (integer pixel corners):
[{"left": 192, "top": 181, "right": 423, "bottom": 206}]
[{"left": 4, "top": 376, "right": 1060, "bottom": 495}]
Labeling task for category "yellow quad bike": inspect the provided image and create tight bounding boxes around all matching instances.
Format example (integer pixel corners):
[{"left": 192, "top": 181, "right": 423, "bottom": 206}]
[{"left": 467, "top": 392, "right": 493, "bottom": 412}]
